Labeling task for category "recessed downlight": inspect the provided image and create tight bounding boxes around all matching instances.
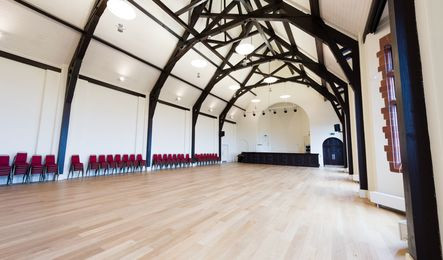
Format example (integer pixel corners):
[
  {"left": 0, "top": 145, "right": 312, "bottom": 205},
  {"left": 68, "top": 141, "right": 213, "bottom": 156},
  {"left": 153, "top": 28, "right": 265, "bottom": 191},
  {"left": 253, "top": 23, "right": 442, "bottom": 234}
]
[
  {"left": 118, "top": 76, "right": 125, "bottom": 82},
  {"left": 235, "top": 43, "right": 255, "bottom": 55},
  {"left": 229, "top": 84, "right": 240, "bottom": 90},
  {"left": 263, "top": 76, "right": 277, "bottom": 84},
  {"left": 280, "top": 95, "right": 291, "bottom": 99},
  {"left": 107, "top": 0, "right": 136, "bottom": 20},
  {"left": 191, "top": 59, "right": 207, "bottom": 68},
  {"left": 251, "top": 99, "right": 261, "bottom": 103}
]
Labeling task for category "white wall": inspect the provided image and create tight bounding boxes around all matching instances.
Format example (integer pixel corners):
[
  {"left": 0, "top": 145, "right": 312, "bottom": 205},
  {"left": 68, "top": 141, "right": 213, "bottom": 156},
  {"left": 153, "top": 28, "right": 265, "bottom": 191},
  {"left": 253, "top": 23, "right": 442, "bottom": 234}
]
[
  {"left": 236, "top": 83, "right": 342, "bottom": 167},
  {"left": 152, "top": 103, "right": 191, "bottom": 155},
  {"left": 221, "top": 122, "right": 237, "bottom": 162},
  {"left": 64, "top": 79, "right": 146, "bottom": 175},
  {"left": 195, "top": 115, "right": 218, "bottom": 154},
  {"left": 415, "top": 0, "right": 443, "bottom": 249},
  {"left": 359, "top": 21, "right": 405, "bottom": 210},
  {"left": 0, "top": 57, "right": 64, "bottom": 183}
]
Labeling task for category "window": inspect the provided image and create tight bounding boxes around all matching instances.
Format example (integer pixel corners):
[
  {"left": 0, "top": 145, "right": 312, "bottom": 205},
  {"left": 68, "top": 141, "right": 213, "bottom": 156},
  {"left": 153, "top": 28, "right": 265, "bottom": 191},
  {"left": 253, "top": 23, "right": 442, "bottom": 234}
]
[{"left": 378, "top": 34, "right": 402, "bottom": 173}]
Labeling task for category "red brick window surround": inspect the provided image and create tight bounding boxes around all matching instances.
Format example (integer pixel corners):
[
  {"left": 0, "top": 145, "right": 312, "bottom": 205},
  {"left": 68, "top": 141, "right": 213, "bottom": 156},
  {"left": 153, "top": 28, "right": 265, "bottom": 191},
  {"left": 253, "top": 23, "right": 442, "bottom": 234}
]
[{"left": 378, "top": 34, "right": 402, "bottom": 173}]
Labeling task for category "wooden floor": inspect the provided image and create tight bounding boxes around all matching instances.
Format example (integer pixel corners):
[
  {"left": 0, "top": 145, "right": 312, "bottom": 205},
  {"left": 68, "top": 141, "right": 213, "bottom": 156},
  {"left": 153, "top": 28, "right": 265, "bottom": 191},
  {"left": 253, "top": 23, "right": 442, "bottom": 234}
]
[{"left": 0, "top": 163, "right": 407, "bottom": 259}]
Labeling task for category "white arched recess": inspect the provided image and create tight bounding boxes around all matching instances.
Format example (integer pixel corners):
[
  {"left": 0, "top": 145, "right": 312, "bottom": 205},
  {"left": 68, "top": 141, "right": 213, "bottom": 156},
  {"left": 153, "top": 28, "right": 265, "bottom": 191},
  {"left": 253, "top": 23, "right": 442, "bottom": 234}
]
[{"left": 235, "top": 82, "right": 343, "bottom": 167}]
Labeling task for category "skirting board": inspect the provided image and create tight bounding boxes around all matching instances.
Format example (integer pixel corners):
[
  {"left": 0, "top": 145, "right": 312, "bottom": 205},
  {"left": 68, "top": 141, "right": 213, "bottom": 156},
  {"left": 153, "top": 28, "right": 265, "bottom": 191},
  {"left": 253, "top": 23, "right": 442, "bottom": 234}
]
[{"left": 370, "top": 191, "right": 406, "bottom": 212}]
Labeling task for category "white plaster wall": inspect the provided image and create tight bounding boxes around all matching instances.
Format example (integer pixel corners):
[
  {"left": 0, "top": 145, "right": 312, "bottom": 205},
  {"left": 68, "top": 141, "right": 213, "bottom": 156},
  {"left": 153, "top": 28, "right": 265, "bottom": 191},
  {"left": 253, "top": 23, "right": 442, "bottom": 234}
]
[
  {"left": 415, "top": 0, "right": 443, "bottom": 249},
  {"left": 0, "top": 57, "right": 64, "bottom": 183},
  {"left": 221, "top": 123, "right": 237, "bottom": 162},
  {"left": 152, "top": 103, "right": 191, "bottom": 155},
  {"left": 236, "top": 83, "right": 342, "bottom": 167},
  {"left": 195, "top": 115, "right": 218, "bottom": 154},
  {"left": 359, "top": 22, "right": 405, "bottom": 207},
  {"left": 64, "top": 79, "right": 146, "bottom": 175}
]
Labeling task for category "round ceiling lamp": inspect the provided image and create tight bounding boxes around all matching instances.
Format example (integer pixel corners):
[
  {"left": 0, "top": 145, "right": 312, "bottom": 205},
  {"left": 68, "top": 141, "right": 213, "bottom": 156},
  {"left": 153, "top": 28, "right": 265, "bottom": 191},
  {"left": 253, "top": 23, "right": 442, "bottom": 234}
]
[
  {"left": 235, "top": 42, "right": 255, "bottom": 55},
  {"left": 229, "top": 84, "right": 240, "bottom": 90},
  {"left": 280, "top": 95, "right": 291, "bottom": 99},
  {"left": 263, "top": 76, "right": 277, "bottom": 84},
  {"left": 251, "top": 99, "right": 261, "bottom": 103},
  {"left": 107, "top": 0, "right": 137, "bottom": 20},
  {"left": 191, "top": 59, "right": 207, "bottom": 68}
]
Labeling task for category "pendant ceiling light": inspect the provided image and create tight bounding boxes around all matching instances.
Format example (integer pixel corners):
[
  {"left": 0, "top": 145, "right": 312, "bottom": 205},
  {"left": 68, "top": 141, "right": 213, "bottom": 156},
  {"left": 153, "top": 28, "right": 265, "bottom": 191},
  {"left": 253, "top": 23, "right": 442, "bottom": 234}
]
[{"left": 107, "top": 0, "right": 136, "bottom": 20}]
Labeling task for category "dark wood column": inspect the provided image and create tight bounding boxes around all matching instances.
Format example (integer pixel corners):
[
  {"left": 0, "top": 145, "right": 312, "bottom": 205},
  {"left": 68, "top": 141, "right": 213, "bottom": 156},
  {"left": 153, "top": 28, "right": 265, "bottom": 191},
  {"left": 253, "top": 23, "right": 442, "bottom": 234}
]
[{"left": 388, "top": 0, "right": 441, "bottom": 258}]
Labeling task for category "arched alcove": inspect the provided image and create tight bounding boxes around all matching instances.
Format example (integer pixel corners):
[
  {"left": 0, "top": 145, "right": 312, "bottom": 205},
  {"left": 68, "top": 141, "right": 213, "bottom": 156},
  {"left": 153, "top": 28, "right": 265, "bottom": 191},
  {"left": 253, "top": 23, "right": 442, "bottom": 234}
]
[{"left": 322, "top": 137, "right": 345, "bottom": 166}]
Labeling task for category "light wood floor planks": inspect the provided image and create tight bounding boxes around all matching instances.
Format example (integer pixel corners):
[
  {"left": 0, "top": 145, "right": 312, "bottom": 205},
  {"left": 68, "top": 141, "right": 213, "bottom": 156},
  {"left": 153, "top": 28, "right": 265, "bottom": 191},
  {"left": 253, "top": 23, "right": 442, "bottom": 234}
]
[{"left": 0, "top": 163, "right": 407, "bottom": 259}]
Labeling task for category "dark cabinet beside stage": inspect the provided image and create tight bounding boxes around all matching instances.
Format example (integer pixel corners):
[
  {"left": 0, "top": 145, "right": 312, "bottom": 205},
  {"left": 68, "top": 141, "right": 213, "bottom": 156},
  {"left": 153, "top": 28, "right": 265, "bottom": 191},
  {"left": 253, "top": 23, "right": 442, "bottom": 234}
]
[{"left": 238, "top": 152, "right": 319, "bottom": 167}]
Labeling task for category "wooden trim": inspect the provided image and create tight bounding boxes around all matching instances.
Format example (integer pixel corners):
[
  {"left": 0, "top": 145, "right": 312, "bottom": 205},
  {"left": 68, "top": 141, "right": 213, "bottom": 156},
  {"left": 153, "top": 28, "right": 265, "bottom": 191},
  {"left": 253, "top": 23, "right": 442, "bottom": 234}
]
[
  {"left": 0, "top": 50, "right": 62, "bottom": 72},
  {"left": 198, "top": 112, "right": 217, "bottom": 119},
  {"left": 157, "top": 100, "right": 190, "bottom": 111},
  {"left": 223, "top": 119, "right": 236, "bottom": 125},
  {"left": 78, "top": 75, "right": 146, "bottom": 98}
]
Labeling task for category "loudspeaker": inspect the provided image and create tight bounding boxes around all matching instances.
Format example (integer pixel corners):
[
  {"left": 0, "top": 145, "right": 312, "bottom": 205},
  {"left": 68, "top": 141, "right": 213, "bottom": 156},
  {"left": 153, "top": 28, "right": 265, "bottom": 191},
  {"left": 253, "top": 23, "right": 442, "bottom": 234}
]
[
  {"left": 334, "top": 124, "right": 341, "bottom": 132},
  {"left": 220, "top": 131, "right": 225, "bottom": 137}
]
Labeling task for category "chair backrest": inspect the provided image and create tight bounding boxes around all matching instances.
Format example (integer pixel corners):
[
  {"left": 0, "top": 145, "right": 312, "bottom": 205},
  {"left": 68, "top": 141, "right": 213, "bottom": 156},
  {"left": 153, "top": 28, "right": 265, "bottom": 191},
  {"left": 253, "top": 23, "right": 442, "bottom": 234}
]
[
  {"left": 129, "top": 154, "right": 135, "bottom": 161},
  {"left": 30, "top": 155, "right": 42, "bottom": 166},
  {"left": 71, "top": 155, "right": 80, "bottom": 164},
  {"left": 173, "top": 154, "right": 177, "bottom": 159},
  {"left": 98, "top": 155, "right": 106, "bottom": 163},
  {"left": 89, "top": 155, "right": 97, "bottom": 163},
  {"left": 0, "top": 155, "right": 9, "bottom": 166},
  {"left": 122, "top": 154, "right": 129, "bottom": 161},
  {"left": 163, "top": 154, "right": 167, "bottom": 160},
  {"left": 115, "top": 154, "right": 121, "bottom": 162},
  {"left": 137, "top": 154, "right": 143, "bottom": 160},
  {"left": 15, "top": 153, "right": 27, "bottom": 164},
  {"left": 186, "top": 154, "right": 190, "bottom": 159},
  {"left": 107, "top": 155, "right": 114, "bottom": 162},
  {"left": 45, "top": 155, "right": 55, "bottom": 164}
]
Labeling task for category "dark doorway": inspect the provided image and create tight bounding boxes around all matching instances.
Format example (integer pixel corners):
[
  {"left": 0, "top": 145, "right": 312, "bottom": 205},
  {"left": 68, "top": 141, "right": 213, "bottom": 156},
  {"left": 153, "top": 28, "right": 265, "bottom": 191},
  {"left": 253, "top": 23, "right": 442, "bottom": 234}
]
[{"left": 323, "top": 138, "right": 344, "bottom": 166}]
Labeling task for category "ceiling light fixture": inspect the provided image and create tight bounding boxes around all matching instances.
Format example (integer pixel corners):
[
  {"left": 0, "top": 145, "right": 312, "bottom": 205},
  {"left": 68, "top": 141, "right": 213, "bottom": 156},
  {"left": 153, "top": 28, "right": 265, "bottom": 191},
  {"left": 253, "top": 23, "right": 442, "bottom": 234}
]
[
  {"left": 107, "top": 0, "right": 136, "bottom": 20},
  {"left": 117, "top": 23, "right": 125, "bottom": 33},
  {"left": 263, "top": 76, "right": 277, "bottom": 84},
  {"left": 280, "top": 95, "right": 291, "bottom": 99},
  {"left": 209, "top": 107, "right": 214, "bottom": 112},
  {"left": 229, "top": 84, "right": 240, "bottom": 90},
  {"left": 251, "top": 99, "right": 261, "bottom": 103},
  {"left": 176, "top": 96, "right": 182, "bottom": 102},
  {"left": 191, "top": 59, "right": 207, "bottom": 68},
  {"left": 118, "top": 76, "right": 125, "bottom": 82},
  {"left": 235, "top": 43, "right": 254, "bottom": 55}
]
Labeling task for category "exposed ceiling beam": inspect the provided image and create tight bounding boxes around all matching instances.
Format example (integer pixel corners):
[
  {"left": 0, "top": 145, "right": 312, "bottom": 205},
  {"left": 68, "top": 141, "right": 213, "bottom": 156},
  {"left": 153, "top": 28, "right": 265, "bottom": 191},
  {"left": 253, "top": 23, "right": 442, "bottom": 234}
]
[
  {"left": 175, "top": 0, "right": 208, "bottom": 16},
  {"left": 363, "top": 0, "right": 387, "bottom": 42}
]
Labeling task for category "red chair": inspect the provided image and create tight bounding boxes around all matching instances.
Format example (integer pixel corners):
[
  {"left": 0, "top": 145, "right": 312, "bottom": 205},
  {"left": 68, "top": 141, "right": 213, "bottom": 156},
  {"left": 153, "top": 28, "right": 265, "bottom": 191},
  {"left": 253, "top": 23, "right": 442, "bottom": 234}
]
[
  {"left": 87, "top": 155, "right": 99, "bottom": 176},
  {"left": 162, "top": 154, "right": 168, "bottom": 168},
  {"left": 98, "top": 155, "right": 108, "bottom": 175},
  {"left": 136, "top": 154, "right": 146, "bottom": 171},
  {"left": 12, "top": 153, "right": 29, "bottom": 183},
  {"left": 185, "top": 154, "right": 191, "bottom": 167},
  {"left": 106, "top": 155, "right": 117, "bottom": 174},
  {"left": 179, "top": 154, "right": 185, "bottom": 167},
  {"left": 68, "top": 155, "right": 84, "bottom": 179},
  {"left": 115, "top": 155, "right": 125, "bottom": 173},
  {"left": 44, "top": 155, "right": 58, "bottom": 181},
  {"left": 128, "top": 154, "right": 136, "bottom": 172},
  {"left": 152, "top": 154, "right": 158, "bottom": 169},
  {"left": 0, "top": 155, "right": 12, "bottom": 185},
  {"left": 172, "top": 154, "right": 178, "bottom": 167},
  {"left": 122, "top": 154, "right": 130, "bottom": 173},
  {"left": 25, "top": 155, "right": 44, "bottom": 183}
]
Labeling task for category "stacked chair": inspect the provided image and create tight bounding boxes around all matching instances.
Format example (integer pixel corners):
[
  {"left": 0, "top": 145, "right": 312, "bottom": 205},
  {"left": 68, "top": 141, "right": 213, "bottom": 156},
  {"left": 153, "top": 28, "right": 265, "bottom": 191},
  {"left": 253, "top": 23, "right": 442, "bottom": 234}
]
[
  {"left": 151, "top": 153, "right": 219, "bottom": 170},
  {"left": 0, "top": 155, "right": 12, "bottom": 185},
  {"left": 68, "top": 155, "right": 85, "bottom": 179}
]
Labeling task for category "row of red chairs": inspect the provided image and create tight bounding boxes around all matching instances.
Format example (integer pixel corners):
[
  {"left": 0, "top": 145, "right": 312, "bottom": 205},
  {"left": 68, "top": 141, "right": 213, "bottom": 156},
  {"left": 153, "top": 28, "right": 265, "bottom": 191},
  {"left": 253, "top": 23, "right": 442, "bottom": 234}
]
[
  {"left": 195, "top": 153, "right": 220, "bottom": 165},
  {"left": 152, "top": 154, "right": 191, "bottom": 169},
  {"left": 70, "top": 154, "right": 146, "bottom": 179},
  {"left": 0, "top": 153, "right": 58, "bottom": 185}
]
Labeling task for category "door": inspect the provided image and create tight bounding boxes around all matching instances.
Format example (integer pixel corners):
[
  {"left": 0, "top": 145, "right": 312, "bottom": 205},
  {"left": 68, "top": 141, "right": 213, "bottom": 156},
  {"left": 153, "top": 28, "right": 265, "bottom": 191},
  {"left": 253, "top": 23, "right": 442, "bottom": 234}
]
[
  {"left": 221, "top": 144, "right": 229, "bottom": 162},
  {"left": 322, "top": 138, "right": 344, "bottom": 166}
]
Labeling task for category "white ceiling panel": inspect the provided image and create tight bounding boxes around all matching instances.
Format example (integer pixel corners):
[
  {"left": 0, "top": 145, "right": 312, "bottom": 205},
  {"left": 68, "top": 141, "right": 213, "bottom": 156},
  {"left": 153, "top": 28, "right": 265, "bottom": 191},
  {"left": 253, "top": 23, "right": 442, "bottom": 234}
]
[
  {"left": 81, "top": 40, "right": 161, "bottom": 94},
  {"left": 22, "top": 0, "right": 96, "bottom": 28},
  {"left": 159, "top": 76, "right": 202, "bottom": 108},
  {"left": 95, "top": 5, "right": 179, "bottom": 69},
  {"left": 0, "top": 0, "right": 80, "bottom": 67},
  {"left": 201, "top": 95, "right": 225, "bottom": 116},
  {"left": 210, "top": 76, "right": 238, "bottom": 101}
]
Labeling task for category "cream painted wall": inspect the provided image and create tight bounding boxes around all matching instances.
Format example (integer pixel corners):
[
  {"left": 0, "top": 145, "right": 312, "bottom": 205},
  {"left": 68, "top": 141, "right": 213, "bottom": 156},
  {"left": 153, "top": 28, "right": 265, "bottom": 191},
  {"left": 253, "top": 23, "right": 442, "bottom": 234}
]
[
  {"left": 415, "top": 0, "right": 443, "bottom": 249},
  {"left": 195, "top": 115, "right": 218, "bottom": 154},
  {"left": 359, "top": 21, "right": 405, "bottom": 210},
  {"left": 221, "top": 122, "right": 237, "bottom": 162},
  {"left": 152, "top": 103, "right": 191, "bottom": 155},
  {"left": 64, "top": 79, "right": 146, "bottom": 176},
  {"left": 0, "top": 57, "right": 64, "bottom": 184}
]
